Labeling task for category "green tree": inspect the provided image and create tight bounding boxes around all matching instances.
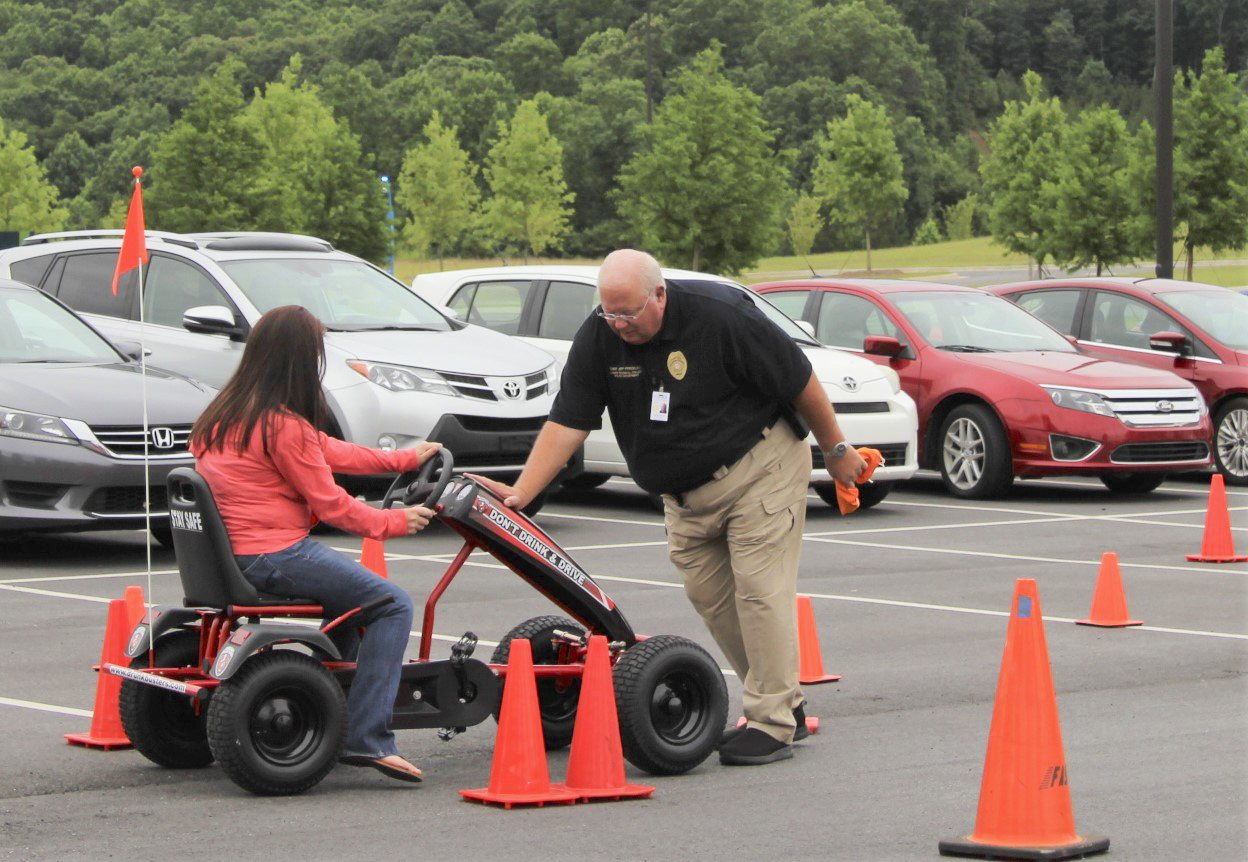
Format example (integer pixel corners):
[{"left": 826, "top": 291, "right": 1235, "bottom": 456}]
[
  {"left": 396, "top": 112, "right": 480, "bottom": 268},
  {"left": 0, "top": 116, "right": 67, "bottom": 233},
  {"left": 1045, "top": 106, "right": 1147, "bottom": 275},
  {"left": 980, "top": 71, "right": 1067, "bottom": 271},
  {"left": 146, "top": 61, "right": 281, "bottom": 233},
  {"left": 786, "top": 193, "right": 824, "bottom": 265},
  {"left": 617, "top": 46, "right": 787, "bottom": 273},
  {"left": 243, "top": 58, "right": 387, "bottom": 262},
  {"left": 482, "top": 99, "right": 574, "bottom": 259},
  {"left": 1173, "top": 47, "right": 1248, "bottom": 279},
  {"left": 913, "top": 217, "right": 942, "bottom": 245},
  {"left": 943, "top": 194, "right": 977, "bottom": 241},
  {"left": 812, "top": 95, "right": 907, "bottom": 271}
]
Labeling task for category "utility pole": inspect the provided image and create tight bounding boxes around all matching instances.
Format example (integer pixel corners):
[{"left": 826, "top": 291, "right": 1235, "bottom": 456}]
[{"left": 1155, "top": 0, "right": 1174, "bottom": 279}]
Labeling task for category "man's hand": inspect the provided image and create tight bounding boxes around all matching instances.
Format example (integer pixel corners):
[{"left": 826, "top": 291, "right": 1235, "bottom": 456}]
[
  {"left": 829, "top": 446, "right": 869, "bottom": 488},
  {"left": 403, "top": 505, "right": 435, "bottom": 534},
  {"left": 466, "top": 473, "right": 532, "bottom": 511},
  {"left": 413, "top": 441, "right": 443, "bottom": 464}
]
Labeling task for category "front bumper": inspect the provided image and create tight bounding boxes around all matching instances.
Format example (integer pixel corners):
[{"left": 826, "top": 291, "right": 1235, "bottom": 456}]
[{"left": 0, "top": 435, "right": 190, "bottom": 532}]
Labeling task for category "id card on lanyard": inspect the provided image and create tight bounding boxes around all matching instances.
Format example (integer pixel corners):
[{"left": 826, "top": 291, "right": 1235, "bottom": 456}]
[{"left": 650, "top": 389, "right": 670, "bottom": 422}]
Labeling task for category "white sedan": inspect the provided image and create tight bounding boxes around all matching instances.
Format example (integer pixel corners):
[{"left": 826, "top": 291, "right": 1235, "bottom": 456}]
[{"left": 412, "top": 266, "right": 919, "bottom": 509}]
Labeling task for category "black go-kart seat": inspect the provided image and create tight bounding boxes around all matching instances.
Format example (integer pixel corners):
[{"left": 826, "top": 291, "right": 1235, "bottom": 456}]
[{"left": 165, "top": 467, "right": 319, "bottom": 610}]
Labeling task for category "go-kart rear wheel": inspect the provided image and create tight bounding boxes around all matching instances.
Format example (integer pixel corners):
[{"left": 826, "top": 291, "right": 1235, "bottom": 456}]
[
  {"left": 491, "top": 615, "right": 585, "bottom": 750},
  {"left": 119, "top": 630, "right": 213, "bottom": 769},
  {"left": 613, "top": 635, "right": 727, "bottom": 775},
  {"left": 206, "top": 650, "right": 346, "bottom": 796}
]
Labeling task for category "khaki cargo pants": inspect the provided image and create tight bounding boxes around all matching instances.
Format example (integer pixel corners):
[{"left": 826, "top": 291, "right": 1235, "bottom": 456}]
[{"left": 662, "top": 421, "right": 811, "bottom": 743}]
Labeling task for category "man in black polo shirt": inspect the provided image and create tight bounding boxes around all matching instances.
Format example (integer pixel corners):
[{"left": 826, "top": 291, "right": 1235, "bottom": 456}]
[{"left": 474, "top": 249, "right": 867, "bottom": 765}]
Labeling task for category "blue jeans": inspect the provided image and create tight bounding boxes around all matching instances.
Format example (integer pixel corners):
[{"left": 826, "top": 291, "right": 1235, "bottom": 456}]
[{"left": 235, "top": 537, "right": 415, "bottom": 759}]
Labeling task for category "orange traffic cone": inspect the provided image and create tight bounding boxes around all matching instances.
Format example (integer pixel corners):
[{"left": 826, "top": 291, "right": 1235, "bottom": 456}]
[
  {"left": 123, "top": 585, "right": 146, "bottom": 631},
  {"left": 460, "top": 639, "right": 578, "bottom": 808},
  {"left": 1076, "top": 553, "right": 1142, "bottom": 628},
  {"left": 1186, "top": 474, "right": 1247, "bottom": 563},
  {"left": 64, "top": 599, "right": 133, "bottom": 750},
  {"left": 556, "top": 636, "right": 654, "bottom": 802},
  {"left": 360, "top": 538, "right": 389, "bottom": 578},
  {"left": 939, "top": 579, "right": 1108, "bottom": 860},
  {"left": 797, "top": 595, "right": 840, "bottom": 684}
]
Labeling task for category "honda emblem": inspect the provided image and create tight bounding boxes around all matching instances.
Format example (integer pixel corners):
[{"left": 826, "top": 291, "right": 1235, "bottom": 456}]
[{"left": 150, "top": 427, "right": 176, "bottom": 449}]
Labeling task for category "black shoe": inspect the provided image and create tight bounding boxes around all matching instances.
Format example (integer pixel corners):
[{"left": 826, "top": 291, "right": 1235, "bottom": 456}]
[
  {"left": 718, "top": 701, "right": 810, "bottom": 748},
  {"left": 719, "top": 728, "right": 793, "bottom": 766}
]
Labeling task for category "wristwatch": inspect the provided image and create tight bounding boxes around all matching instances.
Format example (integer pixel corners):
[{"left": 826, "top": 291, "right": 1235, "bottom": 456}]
[{"left": 827, "top": 441, "right": 851, "bottom": 459}]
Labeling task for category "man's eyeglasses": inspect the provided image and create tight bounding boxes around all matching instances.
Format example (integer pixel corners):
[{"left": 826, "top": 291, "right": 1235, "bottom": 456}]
[{"left": 595, "top": 294, "right": 651, "bottom": 323}]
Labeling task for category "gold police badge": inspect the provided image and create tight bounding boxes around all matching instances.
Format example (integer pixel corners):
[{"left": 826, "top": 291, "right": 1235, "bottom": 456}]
[{"left": 667, "top": 350, "right": 688, "bottom": 381}]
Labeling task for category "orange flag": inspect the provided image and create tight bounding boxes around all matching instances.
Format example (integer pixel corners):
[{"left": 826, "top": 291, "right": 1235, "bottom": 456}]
[{"left": 110, "top": 166, "right": 148, "bottom": 296}]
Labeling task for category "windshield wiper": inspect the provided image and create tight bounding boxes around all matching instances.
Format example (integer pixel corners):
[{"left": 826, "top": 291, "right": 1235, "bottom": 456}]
[
  {"left": 18, "top": 358, "right": 82, "bottom": 363},
  {"left": 938, "top": 344, "right": 996, "bottom": 353}
]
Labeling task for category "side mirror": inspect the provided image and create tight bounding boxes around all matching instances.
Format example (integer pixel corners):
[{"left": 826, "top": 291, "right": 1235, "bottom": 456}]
[
  {"left": 863, "top": 335, "right": 906, "bottom": 357},
  {"left": 1149, "top": 330, "right": 1190, "bottom": 355},
  {"left": 795, "top": 319, "right": 816, "bottom": 338},
  {"left": 183, "top": 305, "right": 246, "bottom": 340},
  {"left": 112, "top": 340, "right": 151, "bottom": 361}
]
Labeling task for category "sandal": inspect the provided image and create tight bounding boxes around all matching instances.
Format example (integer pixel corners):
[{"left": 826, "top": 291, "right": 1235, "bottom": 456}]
[{"left": 339, "top": 754, "right": 423, "bottom": 783}]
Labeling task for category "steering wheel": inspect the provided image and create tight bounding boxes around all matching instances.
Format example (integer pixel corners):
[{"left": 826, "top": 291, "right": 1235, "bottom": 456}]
[{"left": 382, "top": 448, "right": 455, "bottom": 509}]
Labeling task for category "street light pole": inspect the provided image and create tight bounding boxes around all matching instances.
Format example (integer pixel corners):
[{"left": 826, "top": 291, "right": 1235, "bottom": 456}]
[
  {"left": 379, "top": 174, "right": 396, "bottom": 275},
  {"left": 1155, "top": 0, "right": 1174, "bottom": 279}
]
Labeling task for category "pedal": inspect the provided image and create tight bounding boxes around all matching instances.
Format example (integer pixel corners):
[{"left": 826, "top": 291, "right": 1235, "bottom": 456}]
[
  {"left": 437, "top": 726, "right": 466, "bottom": 742},
  {"left": 450, "top": 632, "right": 478, "bottom": 666}
]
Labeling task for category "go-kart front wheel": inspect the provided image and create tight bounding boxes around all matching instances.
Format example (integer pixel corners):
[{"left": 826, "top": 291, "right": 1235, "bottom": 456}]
[
  {"left": 206, "top": 651, "right": 346, "bottom": 796},
  {"left": 119, "top": 630, "right": 213, "bottom": 769},
  {"left": 613, "top": 635, "right": 727, "bottom": 775},
  {"left": 491, "top": 615, "right": 585, "bottom": 750}
]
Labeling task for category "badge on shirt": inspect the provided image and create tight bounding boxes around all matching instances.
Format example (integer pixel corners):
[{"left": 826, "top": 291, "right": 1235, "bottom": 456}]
[
  {"left": 650, "top": 390, "right": 671, "bottom": 422},
  {"left": 667, "top": 351, "right": 688, "bottom": 381}
]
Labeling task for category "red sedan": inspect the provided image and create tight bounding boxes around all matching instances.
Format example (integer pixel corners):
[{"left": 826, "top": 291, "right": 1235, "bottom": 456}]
[
  {"left": 989, "top": 278, "right": 1248, "bottom": 485},
  {"left": 754, "top": 279, "right": 1213, "bottom": 498}
]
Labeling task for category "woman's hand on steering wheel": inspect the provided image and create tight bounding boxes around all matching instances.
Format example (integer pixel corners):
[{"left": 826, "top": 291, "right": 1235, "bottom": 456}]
[
  {"left": 402, "top": 505, "right": 436, "bottom": 535},
  {"left": 412, "top": 441, "right": 442, "bottom": 464}
]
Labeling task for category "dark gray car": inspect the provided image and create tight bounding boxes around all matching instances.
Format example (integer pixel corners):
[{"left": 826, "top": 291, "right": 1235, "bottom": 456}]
[{"left": 0, "top": 278, "right": 212, "bottom": 544}]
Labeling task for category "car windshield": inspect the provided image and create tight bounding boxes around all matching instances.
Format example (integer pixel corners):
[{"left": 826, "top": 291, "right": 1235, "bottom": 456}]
[
  {"left": 0, "top": 288, "right": 121, "bottom": 363},
  {"left": 1156, "top": 289, "right": 1248, "bottom": 350},
  {"left": 891, "top": 291, "right": 1076, "bottom": 352},
  {"left": 221, "top": 258, "right": 452, "bottom": 331}
]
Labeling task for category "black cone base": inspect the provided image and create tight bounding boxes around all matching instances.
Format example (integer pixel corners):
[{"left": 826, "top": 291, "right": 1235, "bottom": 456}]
[{"left": 939, "top": 834, "right": 1110, "bottom": 860}]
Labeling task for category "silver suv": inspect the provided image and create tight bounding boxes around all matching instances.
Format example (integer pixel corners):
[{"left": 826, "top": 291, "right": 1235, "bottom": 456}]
[{"left": 0, "top": 232, "right": 561, "bottom": 495}]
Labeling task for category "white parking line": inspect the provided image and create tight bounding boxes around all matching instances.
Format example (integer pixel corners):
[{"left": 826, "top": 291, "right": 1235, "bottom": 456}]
[
  {"left": 0, "top": 568, "right": 177, "bottom": 585},
  {"left": 0, "top": 696, "right": 92, "bottom": 718}
]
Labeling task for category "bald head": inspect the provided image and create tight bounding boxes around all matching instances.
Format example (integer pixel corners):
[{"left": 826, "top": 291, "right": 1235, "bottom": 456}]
[{"left": 597, "top": 249, "right": 667, "bottom": 344}]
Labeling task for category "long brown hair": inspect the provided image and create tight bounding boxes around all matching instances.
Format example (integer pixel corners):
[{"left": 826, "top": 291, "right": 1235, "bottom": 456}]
[{"left": 191, "top": 305, "right": 331, "bottom": 454}]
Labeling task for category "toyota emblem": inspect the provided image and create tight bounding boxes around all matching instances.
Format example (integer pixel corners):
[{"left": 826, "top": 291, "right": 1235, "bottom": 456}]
[
  {"left": 502, "top": 380, "right": 523, "bottom": 400},
  {"left": 150, "top": 427, "right": 176, "bottom": 449},
  {"left": 1156, "top": 400, "right": 1174, "bottom": 413},
  {"left": 842, "top": 376, "right": 859, "bottom": 392}
]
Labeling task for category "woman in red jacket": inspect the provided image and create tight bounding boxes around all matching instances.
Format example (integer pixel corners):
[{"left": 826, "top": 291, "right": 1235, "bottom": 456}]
[{"left": 191, "top": 306, "right": 436, "bottom": 783}]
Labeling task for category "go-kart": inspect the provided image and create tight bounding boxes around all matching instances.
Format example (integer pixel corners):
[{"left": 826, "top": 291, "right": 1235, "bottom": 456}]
[{"left": 110, "top": 449, "right": 727, "bottom": 795}]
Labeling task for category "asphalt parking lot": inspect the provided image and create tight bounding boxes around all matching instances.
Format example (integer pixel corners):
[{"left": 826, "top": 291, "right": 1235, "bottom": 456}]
[{"left": 1, "top": 473, "right": 1245, "bottom": 861}]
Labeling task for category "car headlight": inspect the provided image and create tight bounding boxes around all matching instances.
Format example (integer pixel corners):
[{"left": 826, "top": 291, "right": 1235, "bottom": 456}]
[
  {"left": 1043, "top": 387, "right": 1116, "bottom": 419},
  {"left": 546, "top": 361, "right": 562, "bottom": 397},
  {"left": 0, "top": 407, "right": 81, "bottom": 445},
  {"left": 346, "top": 361, "right": 459, "bottom": 397}
]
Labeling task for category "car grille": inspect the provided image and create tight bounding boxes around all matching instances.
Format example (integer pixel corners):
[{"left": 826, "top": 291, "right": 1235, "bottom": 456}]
[
  {"left": 1110, "top": 442, "right": 1210, "bottom": 464},
  {"left": 831, "top": 402, "right": 890, "bottom": 414},
  {"left": 441, "top": 371, "right": 549, "bottom": 402},
  {"left": 1098, "top": 389, "right": 1204, "bottom": 427},
  {"left": 88, "top": 424, "right": 193, "bottom": 458},
  {"left": 454, "top": 415, "right": 547, "bottom": 433},
  {"left": 812, "top": 443, "right": 907, "bottom": 470},
  {"left": 85, "top": 485, "right": 170, "bottom": 516}
]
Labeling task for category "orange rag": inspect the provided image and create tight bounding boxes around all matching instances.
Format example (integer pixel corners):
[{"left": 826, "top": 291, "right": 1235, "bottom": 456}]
[{"left": 837, "top": 447, "right": 885, "bottom": 515}]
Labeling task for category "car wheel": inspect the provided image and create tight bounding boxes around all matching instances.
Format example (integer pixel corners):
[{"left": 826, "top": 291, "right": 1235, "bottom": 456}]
[
  {"left": 938, "top": 404, "right": 1014, "bottom": 499},
  {"left": 119, "top": 631, "right": 213, "bottom": 769},
  {"left": 1100, "top": 473, "right": 1166, "bottom": 495},
  {"left": 813, "top": 481, "right": 893, "bottom": 511},
  {"left": 490, "top": 615, "right": 585, "bottom": 750},
  {"left": 149, "top": 524, "right": 175, "bottom": 549},
  {"left": 560, "top": 473, "right": 611, "bottom": 490},
  {"left": 1213, "top": 396, "right": 1248, "bottom": 486}
]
